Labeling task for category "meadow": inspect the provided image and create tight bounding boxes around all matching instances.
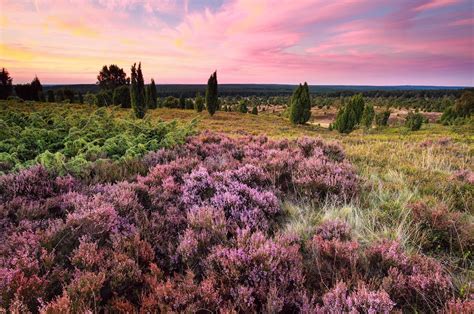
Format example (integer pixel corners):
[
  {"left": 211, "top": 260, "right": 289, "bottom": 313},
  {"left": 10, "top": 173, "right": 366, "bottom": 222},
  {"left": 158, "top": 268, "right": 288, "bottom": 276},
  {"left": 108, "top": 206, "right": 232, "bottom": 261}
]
[{"left": 0, "top": 100, "right": 472, "bottom": 313}]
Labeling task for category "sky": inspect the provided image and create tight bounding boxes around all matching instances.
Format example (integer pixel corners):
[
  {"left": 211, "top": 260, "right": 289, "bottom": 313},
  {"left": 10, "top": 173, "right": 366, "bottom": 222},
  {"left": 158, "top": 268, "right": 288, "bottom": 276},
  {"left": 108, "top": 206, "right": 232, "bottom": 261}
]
[{"left": 0, "top": 0, "right": 473, "bottom": 85}]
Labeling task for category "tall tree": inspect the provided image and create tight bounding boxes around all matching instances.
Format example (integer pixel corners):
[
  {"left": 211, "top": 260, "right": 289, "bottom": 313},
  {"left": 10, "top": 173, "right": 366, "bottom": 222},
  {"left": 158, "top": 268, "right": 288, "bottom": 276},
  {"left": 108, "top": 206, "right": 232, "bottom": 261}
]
[
  {"left": 0, "top": 68, "right": 13, "bottom": 99},
  {"left": 97, "top": 64, "right": 129, "bottom": 90},
  {"left": 205, "top": 71, "right": 218, "bottom": 116},
  {"left": 30, "top": 76, "right": 43, "bottom": 101},
  {"left": 149, "top": 79, "right": 157, "bottom": 109},
  {"left": 130, "top": 62, "right": 146, "bottom": 118}
]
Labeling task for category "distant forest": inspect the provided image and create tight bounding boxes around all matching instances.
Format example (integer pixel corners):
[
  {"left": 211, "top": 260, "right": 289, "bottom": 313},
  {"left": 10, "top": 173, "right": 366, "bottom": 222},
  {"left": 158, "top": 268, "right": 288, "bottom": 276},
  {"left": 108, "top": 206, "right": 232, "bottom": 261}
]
[{"left": 42, "top": 83, "right": 468, "bottom": 98}]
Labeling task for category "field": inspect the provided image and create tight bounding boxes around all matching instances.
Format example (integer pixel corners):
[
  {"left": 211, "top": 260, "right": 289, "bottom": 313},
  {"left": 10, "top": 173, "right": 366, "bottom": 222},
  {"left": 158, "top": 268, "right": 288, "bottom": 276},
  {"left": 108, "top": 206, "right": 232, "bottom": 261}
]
[{"left": 1, "top": 101, "right": 473, "bottom": 312}]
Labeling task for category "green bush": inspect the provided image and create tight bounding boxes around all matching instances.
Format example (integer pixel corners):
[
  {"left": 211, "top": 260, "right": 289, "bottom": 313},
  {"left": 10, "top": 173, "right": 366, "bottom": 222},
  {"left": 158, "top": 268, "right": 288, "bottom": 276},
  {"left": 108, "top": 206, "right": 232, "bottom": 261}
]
[
  {"left": 195, "top": 93, "right": 204, "bottom": 112},
  {"left": 405, "top": 112, "right": 424, "bottom": 131},
  {"left": 238, "top": 100, "right": 248, "bottom": 113},
  {"left": 375, "top": 110, "right": 390, "bottom": 127},
  {"left": 251, "top": 106, "right": 258, "bottom": 115},
  {"left": 113, "top": 85, "right": 131, "bottom": 108},
  {"left": 0, "top": 104, "right": 196, "bottom": 175}
]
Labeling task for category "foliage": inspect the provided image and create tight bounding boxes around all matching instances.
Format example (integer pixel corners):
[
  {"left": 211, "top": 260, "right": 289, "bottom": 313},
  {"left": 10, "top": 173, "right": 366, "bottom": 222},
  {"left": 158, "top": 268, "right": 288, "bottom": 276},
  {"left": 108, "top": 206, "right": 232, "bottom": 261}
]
[
  {"left": 0, "top": 105, "right": 195, "bottom": 175},
  {"left": 375, "top": 110, "right": 390, "bottom": 127},
  {"left": 361, "top": 103, "right": 375, "bottom": 129},
  {"left": 46, "top": 90, "right": 55, "bottom": 103},
  {"left": 130, "top": 63, "right": 146, "bottom": 119},
  {"left": 185, "top": 98, "right": 194, "bottom": 110},
  {"left": 251, "top": 106, "right": 258, "bottom": 115},
  {"left": 113, "top": 85, "right": 131, "bottom": 108},
  {"left": 194, "top": 93, "right": 204, "bottom": 112},
  {"left": 163, "top": 96, "right": 180, "bottom": 108},
  {"left": 97, "top": 64, "right": 129, "bottom": 90},
  {"left": 289, "top": 82, "right": 311, "bottom": 124},
  {"left": 148, "top": 79, "right": 158, "bottom": 109},
  {"left": 0, "top": 68, "right": 13, "bottom": 100},
  {"left": 205, "top": 71, "right": 218, "bottom": 116},
  {"left": 405, "top": 111, "right": 424, "bottom": 131},
  {"left": 238, "top": 99, "right": 248, "bottom": 113},
  {"left": 96, "top": 90, "right": 113, "bottom": 107},
  {"left": 179, "top": 94, "right": 186, "bottom": 109},
  {"left": 441, "top": 90, "right": 474, "bottom": 125}
]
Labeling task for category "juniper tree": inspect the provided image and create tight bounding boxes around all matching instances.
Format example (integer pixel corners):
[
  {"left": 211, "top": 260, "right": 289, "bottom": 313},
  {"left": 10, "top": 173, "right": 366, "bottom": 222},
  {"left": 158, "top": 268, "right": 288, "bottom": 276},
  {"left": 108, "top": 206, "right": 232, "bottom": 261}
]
[
  {"left": 361, "top": 104, "right": 375, "bottom": 129},
  {"left": 350, "top": 94, "right": 365, "bottom": 124},
  {"left": 251, "top": 106, "right": 258, "bottom": 115},
  {"left": 149, "top": 79, "right": 157, "bottom": 109},
  {"left": 131, "top": 62, "right": 146, "bottom": 118},
  {"left": 30, "top": 76, "right": 43, "bottom": 101},
  {"left": 206, "top": 71, "right": 218, "bottom": 116},
  {"left": 195, "top": 92, "right": 204, "bottom": 112},
  {"left": 289, "top": 82, "right": 311, "bottom": 124},
  {"left": 239, "top": 100, "right": 248, "bottom": 113},
  {"left": 113, "top": 85, "right": 131, "bottom": 108},
  {"left": 334, "top": 102, "right": 357, "bottom": 134}
]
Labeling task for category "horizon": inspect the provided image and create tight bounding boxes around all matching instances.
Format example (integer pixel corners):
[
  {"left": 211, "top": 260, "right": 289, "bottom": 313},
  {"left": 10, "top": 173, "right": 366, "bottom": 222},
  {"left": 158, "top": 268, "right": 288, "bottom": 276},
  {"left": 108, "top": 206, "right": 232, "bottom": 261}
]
[{"left": 1, "top": 0, "right": 473, "bottom": 86}]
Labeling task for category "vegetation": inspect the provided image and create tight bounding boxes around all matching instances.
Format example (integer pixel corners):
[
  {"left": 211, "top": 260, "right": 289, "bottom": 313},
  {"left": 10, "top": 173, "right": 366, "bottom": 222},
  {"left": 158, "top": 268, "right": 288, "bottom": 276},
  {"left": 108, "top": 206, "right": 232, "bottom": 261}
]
[
  {"left": 113, "top": 85, "right": 131, "bottom": 108},
  {"left": 289, "top": 82, "right": 311, "bottom": 124},
  {"left": 205, "top": 71, "right": 218, "bottom": 116},
  {"left": 441, "top": 90, "right": 474, "bottom": 125},
  {"left": 194, "top": 92, "right": 204, "bottom": 112},
  {"left": 97, "top": 64, "right": 129, "bottom": 90},
  {"left": 0, "top": 68, "right": 13, "bottom": 100},
  {"left": 130, "top": 63, "right": 146, "bottom": 119},
  {"left": 361, "top": 103, "right": 375, "bottom": 129},
  {"left": 0, "top": 78, "right": 472, "bottom": 312},
  {"left": 405, "top": 111, "right": 424, "bottom": 131},
  {"left": 238, "top": 99, "right": 248, "bottom": 113}
]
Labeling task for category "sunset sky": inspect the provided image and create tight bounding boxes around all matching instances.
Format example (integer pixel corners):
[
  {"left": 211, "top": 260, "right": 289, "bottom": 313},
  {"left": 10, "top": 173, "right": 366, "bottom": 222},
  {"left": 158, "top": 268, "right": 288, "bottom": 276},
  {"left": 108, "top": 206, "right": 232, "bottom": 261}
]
[{"left": 1, "top": 0, "right": 473, "bottom": 85}]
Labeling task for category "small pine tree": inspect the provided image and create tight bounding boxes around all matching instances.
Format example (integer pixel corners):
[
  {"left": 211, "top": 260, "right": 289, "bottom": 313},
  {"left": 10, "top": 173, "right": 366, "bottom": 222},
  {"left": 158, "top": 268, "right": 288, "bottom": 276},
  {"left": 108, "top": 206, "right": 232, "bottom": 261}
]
[
  {"left": 206, "top": 71, "right": 218, "bottom": 116},
  {"left": 30, "top": 76, "right": 43, "bottom": 101},
  {"left": 131, "top": 62, "right": 146, "bottom": 118},
  {"left": 251, "top": 106, "right": 258, "bottom": 115},
  {"left": 78, "top": 92, "right": 84, "bottom": 104},
  {"left": 351, "top": 94, "right": 365, "bottom": 124},
  {"left": 185, "top": 98, "right": 194, "bottom": 110},
  {"left": 361, "top": 104, "right": 375, "bottom": 129},
  {"left": 334, "top": 104, "right": 357, "bottom": 133},
  {"left": 195, "top": 93, "right": 204, "bottom": 112},
  {"left": 289, "top": 82, "right": 311, "bottom": 124}
]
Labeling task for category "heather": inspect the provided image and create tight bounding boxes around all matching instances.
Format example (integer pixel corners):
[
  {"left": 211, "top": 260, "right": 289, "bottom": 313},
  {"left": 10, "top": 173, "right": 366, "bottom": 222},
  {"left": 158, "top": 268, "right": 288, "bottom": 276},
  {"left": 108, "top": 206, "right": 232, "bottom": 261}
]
[{"left": 1, "top": 130, "right": 469, "bottom": 312}]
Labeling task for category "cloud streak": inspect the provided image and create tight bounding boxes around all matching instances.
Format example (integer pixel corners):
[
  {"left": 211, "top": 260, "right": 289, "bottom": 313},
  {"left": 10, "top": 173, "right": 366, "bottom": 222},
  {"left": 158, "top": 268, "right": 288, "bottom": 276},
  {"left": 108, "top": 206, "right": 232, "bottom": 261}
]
[{"left": 1, "top": 0, "right": 472, "bottom": 85}]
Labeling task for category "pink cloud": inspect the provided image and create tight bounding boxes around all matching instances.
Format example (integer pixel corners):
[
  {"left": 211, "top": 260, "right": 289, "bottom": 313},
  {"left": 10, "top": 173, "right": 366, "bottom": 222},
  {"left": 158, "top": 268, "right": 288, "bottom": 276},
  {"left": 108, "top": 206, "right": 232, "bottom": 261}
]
[{"left": 1, "top": 0, "right": 472, "bottom": 85}]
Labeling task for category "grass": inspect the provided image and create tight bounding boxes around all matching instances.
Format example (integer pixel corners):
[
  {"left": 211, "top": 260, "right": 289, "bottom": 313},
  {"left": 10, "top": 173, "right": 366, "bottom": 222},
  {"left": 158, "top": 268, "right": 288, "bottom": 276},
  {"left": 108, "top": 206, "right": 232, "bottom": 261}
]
[{"left": 3, "top": 101, "right": 473, "bottom": 294}]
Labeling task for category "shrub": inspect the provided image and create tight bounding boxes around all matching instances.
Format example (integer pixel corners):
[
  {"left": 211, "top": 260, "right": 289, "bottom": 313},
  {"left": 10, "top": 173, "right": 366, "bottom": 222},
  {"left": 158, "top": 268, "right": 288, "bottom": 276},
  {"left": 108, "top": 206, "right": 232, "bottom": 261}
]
[
  {"left": 113, "top": 85, "right": 131, "bottom": 108},
  {"left": 238, "top": 99, "right": 248, "bottom": 113},
  {"left": 194, "top": 93, "right": 204, "bottom": 112},
  {"left": 289, "top": 82, "right": 311, "bottom": 124},
  {"left": 205, "top": 71, "right": 218, "bottom": 116},
  {"left": 405, "top": 111, "right": 424, "bottom": 131},
  {"left": 361, "top": 103, "right": 375, "bottom": 129},
  {"left": 251, "top": 106, "right": 258, "bottom": 115},
  {"left": 375, "top": 110, "right": 390, "bottom": 126}
]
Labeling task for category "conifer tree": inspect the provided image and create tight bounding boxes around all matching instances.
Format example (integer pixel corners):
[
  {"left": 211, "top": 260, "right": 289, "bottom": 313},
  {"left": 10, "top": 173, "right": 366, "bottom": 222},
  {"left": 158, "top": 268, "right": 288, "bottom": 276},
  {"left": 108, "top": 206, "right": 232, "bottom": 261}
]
[
  {"left": 206, "top": 71, "right": 218, "bottom": 116},
  {"left": 351, "top": 94, "right": 365, "bottom": 123},
  {"left": 251, "top": 106, "right": 258, "bottom": 115},
  {"left": 361, "top": 104, "right": 375, "bottom": 129},
  {"left": 47, "top": 90, "right": 55, "bottom": 102},
  {"left": 30, "top": 76, "right": 43, "bottom": 101},
  {"left": 0, "top": 68, "right": 13, "bottom": 100},
  {"left": 289, "top": 82, "right": 311, "bottom": 124},
  {"left": 149, "top": 79, "right": 157, "bottom": 109},
  {"left": 195, "top": 92, "right": 204, "bottom": 112},
  {"left": 179, "top": 94, "right": 185, "bottom": 109},
  {"left": 130, "top": 62, "right": 146, "bottom": 118}
]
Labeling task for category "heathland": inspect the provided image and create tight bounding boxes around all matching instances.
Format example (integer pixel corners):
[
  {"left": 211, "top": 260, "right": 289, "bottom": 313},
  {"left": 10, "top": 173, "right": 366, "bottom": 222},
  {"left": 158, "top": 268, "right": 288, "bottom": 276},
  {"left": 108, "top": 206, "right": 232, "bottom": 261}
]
[{"left": 1, "top": 96, "right": 472, "bottom": 312}]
